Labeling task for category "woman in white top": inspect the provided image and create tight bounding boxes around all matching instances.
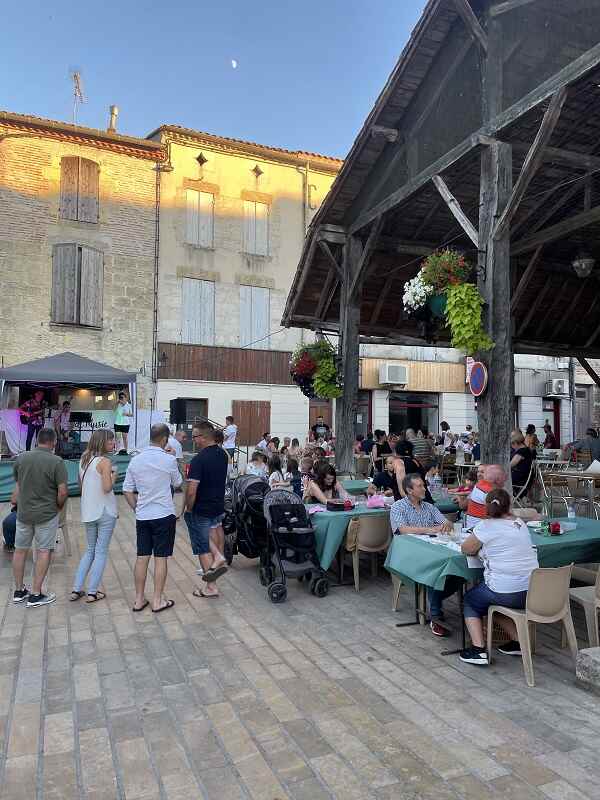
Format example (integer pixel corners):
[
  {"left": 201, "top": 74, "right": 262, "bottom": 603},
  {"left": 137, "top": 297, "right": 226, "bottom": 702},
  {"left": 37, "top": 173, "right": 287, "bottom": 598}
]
[
  {"left": 459, "top": 488, "right": 539, "bottom": 666},
  {"left": 267, "top": 454, "right": 289, "bottom": 489},
  {"left": 71, "top": 430, "right": 118, "bottom": 603}
]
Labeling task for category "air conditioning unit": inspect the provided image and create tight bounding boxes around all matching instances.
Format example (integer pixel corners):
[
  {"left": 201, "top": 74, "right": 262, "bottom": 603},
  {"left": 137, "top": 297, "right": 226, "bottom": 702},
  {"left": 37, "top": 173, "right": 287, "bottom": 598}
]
[
  {"left": 379, "top": 363, "right": 408, "bottom": 386},
  {"left": 545, "top": 378, "right": 569, "bottom": 397}
]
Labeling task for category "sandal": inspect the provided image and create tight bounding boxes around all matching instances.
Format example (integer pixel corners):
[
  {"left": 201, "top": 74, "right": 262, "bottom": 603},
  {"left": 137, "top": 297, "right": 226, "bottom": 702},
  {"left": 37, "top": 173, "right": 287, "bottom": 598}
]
[
  {"left": 193, "top": 587, "right": 219, "bottom": 599},
  {"left": 85, "top": 591, "right": 106, "bottom": 603},
  {"left": 70, "top": 591, "right": 85, "bottom": 602},
  {"left": 202, "top": 564, "right": 228, "bottom": 583},
  {"left": 132, "top": 600, "right": 149, "bottom": 612},
  {"left": 152, "top": 599, "right": 175, "bottom": 613}
]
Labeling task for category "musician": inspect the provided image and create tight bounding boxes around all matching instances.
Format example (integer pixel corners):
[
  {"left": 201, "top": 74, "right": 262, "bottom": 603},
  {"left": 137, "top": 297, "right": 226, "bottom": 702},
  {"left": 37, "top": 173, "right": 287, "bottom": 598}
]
[
  {"left": 19, "top": 390, "right": 46, "bottom": 451},
  {"left": 53, "top": 401, "right": 72, "bottom": 444}
]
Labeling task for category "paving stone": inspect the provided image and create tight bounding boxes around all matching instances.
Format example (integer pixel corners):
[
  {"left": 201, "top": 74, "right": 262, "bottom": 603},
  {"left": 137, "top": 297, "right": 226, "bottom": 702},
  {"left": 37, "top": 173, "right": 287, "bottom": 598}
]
[
  {"left": 76, "top": 698, "right": 107, "bottom": 730},
  {"left": 7, "top": 702, "right": 40, "bottom": 757},
  {"left": 117, "top": 736, "right": 161, "bottom": 799},
  {"left": 79, "top": 727, "right": 118, "bottom": 798},
  {"left": 43, "top": 711, "right": 75, "bottom": 754},
  {"left": 2, "top": 754, "right": 38, "bottom": 800},
  {"left": 108, "top": 708, "right": 144, "bottom": 741},
  {"left": 42, "top": 751, "right": 79, "bottom": 799}
]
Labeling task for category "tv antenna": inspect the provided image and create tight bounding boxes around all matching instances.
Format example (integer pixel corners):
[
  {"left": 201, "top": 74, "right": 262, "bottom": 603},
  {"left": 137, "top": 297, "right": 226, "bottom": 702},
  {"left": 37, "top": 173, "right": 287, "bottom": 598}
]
[{"left": 70, "top": 70, "right": 86, "bottom": 124}]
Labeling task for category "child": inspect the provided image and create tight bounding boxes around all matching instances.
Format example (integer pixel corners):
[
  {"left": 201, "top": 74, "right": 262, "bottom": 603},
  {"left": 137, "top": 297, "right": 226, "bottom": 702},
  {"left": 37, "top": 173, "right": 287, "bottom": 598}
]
[
  {"left": 426, "top": 464, "right": 442, "bottom": 494},
  {"left": 268, "top": 455, "right": 288, "bottom": 489},
  {"left": 285, "top": 457, "right": 302, "bottom": 497},
  {"left": 245, "top": 451, "right": 268, "bottom": 477},
  {"left": 300, "top": 455, "right": 315, "bottom": 493}
]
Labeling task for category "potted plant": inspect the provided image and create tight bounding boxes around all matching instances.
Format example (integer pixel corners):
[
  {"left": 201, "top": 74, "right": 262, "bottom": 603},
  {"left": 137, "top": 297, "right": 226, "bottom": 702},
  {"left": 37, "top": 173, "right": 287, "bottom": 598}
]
[
  {"left": 420, "top": 249, "right": 470, "bottom": 318},
  {"left": 290, "top": 339, "right": 342, "bottom": 399}
]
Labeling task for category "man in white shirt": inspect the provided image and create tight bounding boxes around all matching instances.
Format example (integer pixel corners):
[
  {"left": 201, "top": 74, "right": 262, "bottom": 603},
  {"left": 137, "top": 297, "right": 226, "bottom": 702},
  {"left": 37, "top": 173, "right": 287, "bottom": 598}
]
[
  {"left": 123, "top": 423, "right": 182, "bottom": 613},
  {"left": 256, "top": 432, "right": 270, "bottom": 452},
  {"left": 223, "top": 416, "right": 238, "bottom": 459}
]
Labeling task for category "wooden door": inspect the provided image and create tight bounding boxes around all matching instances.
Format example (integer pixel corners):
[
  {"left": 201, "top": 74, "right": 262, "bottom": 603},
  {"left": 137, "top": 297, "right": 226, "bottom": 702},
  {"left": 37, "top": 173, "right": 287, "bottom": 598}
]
[
  {"left": 309, "top": 399, "right": 332, "bottom": 429},
  {"left": 232, "top": 400, "right": 271, "bottom": 446}
]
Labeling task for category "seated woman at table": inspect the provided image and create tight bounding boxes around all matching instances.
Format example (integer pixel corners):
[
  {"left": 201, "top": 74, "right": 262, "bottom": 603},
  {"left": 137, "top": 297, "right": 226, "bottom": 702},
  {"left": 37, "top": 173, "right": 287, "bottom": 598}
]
[
  {"left": 368, "top": 456, "right": 400, "bottom": 499},
  {"left": 353, "top": 434, "right": 365, "bottom": 455},
  {"left": 510, "top": 431, "right": 534, "bottom": 494},
  {"left": 371, "top": 430, "right": 392, "bottom": 474},
  {"left": 459, "top": 488, "right": 539, "bottom": 666},
  {"left": 392, "top": 441, "right": 434, "bottom": 504},
  {"left": 303, "top": 463, "right": 350, "bottom": 504}
]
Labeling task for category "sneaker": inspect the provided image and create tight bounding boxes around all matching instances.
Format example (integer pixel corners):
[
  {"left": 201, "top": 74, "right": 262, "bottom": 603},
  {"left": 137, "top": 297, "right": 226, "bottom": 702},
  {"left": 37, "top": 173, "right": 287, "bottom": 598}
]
[
  {"left": 13, "top": 587, "right": 29, "bottom": 603},
  {"left": 459, "top": 647, "right": 489, "bottom": 666},
  {"left": 430, "top": 620, "right": 450, "bottom": 638},
  {"left": 498, "top": 640, "right": 522, "bottom": 656},
  {"left": 26, "top": 592, "right": 57, "bottom": 607}
]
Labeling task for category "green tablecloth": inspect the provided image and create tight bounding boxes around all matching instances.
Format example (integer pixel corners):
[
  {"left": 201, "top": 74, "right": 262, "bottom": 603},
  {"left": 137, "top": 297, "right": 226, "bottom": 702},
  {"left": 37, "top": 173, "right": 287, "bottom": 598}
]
[
  {"left": 0, "top": 454, "right": 132, "bottom": 502},
  {"left": 310, "top": 506, "right": 389, "bottom": 570},
  {"left": 385, "top": 516, "right": 600, "bottom": 590},
  {"left": 341, "top": 479, "right": 370, "bottom": 495}
]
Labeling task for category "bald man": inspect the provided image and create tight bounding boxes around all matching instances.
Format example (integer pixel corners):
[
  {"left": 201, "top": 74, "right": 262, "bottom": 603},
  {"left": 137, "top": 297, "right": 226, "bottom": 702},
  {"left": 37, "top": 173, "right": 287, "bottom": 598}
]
[{"left": 466, "top": 464, "right": 506, "bottom": 529}]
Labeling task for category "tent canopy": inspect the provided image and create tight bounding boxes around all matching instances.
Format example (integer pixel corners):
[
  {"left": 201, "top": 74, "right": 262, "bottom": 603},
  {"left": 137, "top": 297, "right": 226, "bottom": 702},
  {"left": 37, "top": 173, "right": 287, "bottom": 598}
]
[{"left": 0, "top": 352, "right": 137, "bottom": 386}]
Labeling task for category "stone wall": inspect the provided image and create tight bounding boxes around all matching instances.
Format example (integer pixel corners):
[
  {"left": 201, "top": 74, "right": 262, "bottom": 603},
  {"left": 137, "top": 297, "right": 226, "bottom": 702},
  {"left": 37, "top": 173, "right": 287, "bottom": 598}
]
[{"left": 0, "top": 132, "right": 157, "bottom": 404}]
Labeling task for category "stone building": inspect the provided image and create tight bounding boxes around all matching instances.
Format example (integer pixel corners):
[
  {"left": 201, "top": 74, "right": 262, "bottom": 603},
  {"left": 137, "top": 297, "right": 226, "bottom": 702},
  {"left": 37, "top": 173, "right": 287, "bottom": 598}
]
[{"left": 0, "top": 111, "right": 165, "bottom": 407}]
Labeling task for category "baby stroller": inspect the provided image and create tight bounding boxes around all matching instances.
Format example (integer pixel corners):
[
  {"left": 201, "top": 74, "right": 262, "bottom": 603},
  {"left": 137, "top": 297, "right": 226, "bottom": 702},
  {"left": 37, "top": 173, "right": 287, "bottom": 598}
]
[
  {"left": 230, "top": 474, "right": 270, "bottom": 560},
  {"left": 222, "top": 478, "right": 237, "bottom": 565},
  {"left": 262, "top": 489, "right": 329, "bottom": 604}
]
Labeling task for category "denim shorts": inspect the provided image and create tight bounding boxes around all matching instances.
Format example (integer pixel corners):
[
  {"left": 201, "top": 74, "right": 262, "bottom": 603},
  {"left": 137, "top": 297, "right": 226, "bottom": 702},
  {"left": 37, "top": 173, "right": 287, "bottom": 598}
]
[
  {"left": 463, "top": 582, "right": 527, "bottom": 619},
  {"left": 184, "top": 512, "right": 224, "bottom": 556}
]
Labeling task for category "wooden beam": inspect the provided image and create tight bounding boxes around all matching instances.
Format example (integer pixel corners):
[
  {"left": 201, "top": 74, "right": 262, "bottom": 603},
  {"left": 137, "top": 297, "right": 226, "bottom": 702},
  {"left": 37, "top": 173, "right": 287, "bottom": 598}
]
[
  {"left": 315, "top": 268, "right": 338, "bottom": 320},
  {"left": 539, "top": 286, "right": 568, "bottom": 337},
  {"left": 318, "top": 241, "right": 344, "bottom": 280},
  {"left": 510, "top": 245, "right": 543, "bottom": 312},
  {"left": 348, "top": 215, "right": 384, "bottom": 299},
  {"left": 432, "top": 175, "right": 479, "bottom": 247},
  {"left": 412, "top": 198, "right": 443, "bottom": 240},
  {"left": 451, "top": 0, "right": 488, "bottom": 52},
  {"left": 577, "top": 356, "right": 600, "bottom": 386},
  {"left": 369, "top": 275, "right": 395, "bottom": 325},
  {"left": 349, "top": 41, "right": 600, "bottom": 235},
  {"left": 529, "top": 180, "right": 583, "bottom": 234},
  {"left": 321, "top": 280, "right": 339, "bottom": 322},
  {"left": 512, "top": 205, "right": 600, "bottom": 255},
  {"left": 494, "top": 87, "right": 568, "bottom": 240},
  {"left": 517, "top": 279, "right": 554, "bottom": 337},
  {"left": 585, "top": 320, "right": 600, "bottom": 349},
  {"left": 552, "top": 279, "right": 590, "bottom": 339},
  {"left": 511, "top": 183, "right": 570, "bottom": 240},
  {"left": 370, "top": 125, "right": 399, "bottom": 143},
  {"left": 510, "top": 143, "right": 600, "bottom": 171},
  {"left": 317, "top": 224, "right": 346, "bottom": 245},
  {"left": 490, "top": 0, "right": 538, "bottom": 16}
]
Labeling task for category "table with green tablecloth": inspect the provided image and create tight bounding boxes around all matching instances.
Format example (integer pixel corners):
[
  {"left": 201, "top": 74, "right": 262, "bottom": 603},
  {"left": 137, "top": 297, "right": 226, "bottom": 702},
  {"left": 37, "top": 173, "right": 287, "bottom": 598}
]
[
  {"left": 385, "top": 516, "right": 600, "bottom": 591},
  {"left": 0, "top": 454, "right": 132, "bottom": 502},
  {"left": 341, "top": 480, "right": 459, "bottom": 516},
  {"left": 310, "top": 505, "right": 390, "bottom": 570}
]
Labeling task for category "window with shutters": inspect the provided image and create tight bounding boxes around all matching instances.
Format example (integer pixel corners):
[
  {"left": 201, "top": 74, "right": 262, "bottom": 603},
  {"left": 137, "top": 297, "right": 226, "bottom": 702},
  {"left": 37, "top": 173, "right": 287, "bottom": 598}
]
[
  {"left": 185, "top": 189, "right": 215, "bottom": 248},
  {"left": 240, "top": 285, "right": 270, "bottom": 350},
  {"left": 243, "top": 200, "right": 269, "bottom": 256},
  {"left": 59, "top": 157, "right": 100, "bottom": 223},
  {"left": 181, "top": 278, "right": 215, "bottom": 345},
  {"left": 51, "top": 244, "right": 103, "bottom": 328}
]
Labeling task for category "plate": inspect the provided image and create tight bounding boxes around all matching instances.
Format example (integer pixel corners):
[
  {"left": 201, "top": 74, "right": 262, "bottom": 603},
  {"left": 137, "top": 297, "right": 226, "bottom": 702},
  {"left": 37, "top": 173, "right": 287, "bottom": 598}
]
[{"left": 526, "top": 521, "right": 543, "bottom": 529}]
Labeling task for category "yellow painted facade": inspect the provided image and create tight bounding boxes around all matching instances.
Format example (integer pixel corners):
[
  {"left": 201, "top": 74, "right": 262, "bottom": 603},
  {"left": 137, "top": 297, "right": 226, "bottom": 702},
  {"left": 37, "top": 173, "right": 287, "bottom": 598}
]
[{"left": 360, "top": 358, "right": 467, "bottom": 392}]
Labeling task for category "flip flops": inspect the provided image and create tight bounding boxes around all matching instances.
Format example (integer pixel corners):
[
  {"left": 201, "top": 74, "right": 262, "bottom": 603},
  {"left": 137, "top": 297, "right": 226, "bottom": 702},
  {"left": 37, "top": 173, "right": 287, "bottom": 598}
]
[
  {"left": 85, "top": 591, "right": 106, "bottom": 603},
  {"left": 193, "top": 587, "right": 219, "bottom": 599},
  {"left": 201, "top": 563, "right": 228, "bottom": 583},
  {"left": 152, "top": 599, "right": 175, "bottom": 613},
  {"left": 132, "top": 600, "right": 149, "bottom": 612}
]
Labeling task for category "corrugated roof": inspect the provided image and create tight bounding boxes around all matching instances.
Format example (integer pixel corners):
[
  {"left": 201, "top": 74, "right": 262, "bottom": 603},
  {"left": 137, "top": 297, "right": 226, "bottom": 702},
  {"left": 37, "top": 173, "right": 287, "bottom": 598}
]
[{"left": 149, "top": 123, "right": 343, "bottom": 168}]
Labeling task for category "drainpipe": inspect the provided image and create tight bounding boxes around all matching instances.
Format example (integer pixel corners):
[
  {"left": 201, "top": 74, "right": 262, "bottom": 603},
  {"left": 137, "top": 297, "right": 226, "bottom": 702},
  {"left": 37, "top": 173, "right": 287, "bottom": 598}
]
[
  {"left": 296, "top": 160, "right": 310, "bottom": 345},
  {"left": 569, "top": 356, "right": 576, "bottom": 441}
]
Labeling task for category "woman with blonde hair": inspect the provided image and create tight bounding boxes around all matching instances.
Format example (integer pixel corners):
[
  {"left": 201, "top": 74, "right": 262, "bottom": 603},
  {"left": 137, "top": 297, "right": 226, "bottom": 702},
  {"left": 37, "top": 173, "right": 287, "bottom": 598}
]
[{"left": 71, "top": 429, "right": 118, "bottom": 603}]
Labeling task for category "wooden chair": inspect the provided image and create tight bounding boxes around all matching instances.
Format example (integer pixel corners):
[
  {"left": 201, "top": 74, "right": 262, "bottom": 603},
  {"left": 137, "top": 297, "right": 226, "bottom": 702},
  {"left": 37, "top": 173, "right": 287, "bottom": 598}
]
[
  {"left": 342, "top": 515, "right": 391, "bottom": 592},
  {"left": 441, "top": 453, "right": 457, "bottom": 486},
  {"left": 487, "top": 565, "right": 577, "bottom": 687},
  {"left": 354, "top": 455, "right": 371, "bottom": 479}
]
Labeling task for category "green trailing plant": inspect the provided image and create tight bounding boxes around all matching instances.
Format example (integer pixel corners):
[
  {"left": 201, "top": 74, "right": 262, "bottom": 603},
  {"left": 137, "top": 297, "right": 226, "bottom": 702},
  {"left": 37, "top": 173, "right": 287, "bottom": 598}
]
[{"left": 445, "top": 283, "right": 494, "bottom": 356}]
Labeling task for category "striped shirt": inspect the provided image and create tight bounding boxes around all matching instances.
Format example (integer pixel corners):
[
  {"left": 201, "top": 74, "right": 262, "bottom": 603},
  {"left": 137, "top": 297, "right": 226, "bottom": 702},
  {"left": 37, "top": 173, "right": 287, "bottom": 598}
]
[
  {"left": 466, "top": 480, "right": 493, "bottom": 529},
  {"left": 390, "top": 497, "right": 446, "bottom": 534}
]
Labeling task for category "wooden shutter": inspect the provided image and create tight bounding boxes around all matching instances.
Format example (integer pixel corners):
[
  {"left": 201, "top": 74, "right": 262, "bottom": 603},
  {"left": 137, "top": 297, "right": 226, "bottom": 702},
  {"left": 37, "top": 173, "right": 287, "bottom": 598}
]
[
  {"left": 239, "top": 284, "right": 252, "bottom": 346},
  {"left": 79, "top": 246, "right": 103, "bottom": 327},
  {"left": 182, "top": 278, "right": 214, "bottom": 344},
  {"left": 232, "top": 400, "right": 271, "bottom": 446},
  {"left": 51, "top": 244, "right": 79, "bottom": 323},
  {"left": 186, "top": 189, "right": 199, "bottom": 244},
  {"left": 255, "top": 202, "right": 268, "bottom": 256},
  {"left": 251, "top": 287, "right": 270, "bottom": 350},
  {"left": 59, "top": 157, "right": 79, "bottom": 220},
  {"left": 78, "top": 159, "right": 99, "bottom": 223},
  {"left": 243, "top": 200, "right": 256, "bottom": 253},
  {"left": 198, "top": 191, "right": 214, "bottom": 248}
]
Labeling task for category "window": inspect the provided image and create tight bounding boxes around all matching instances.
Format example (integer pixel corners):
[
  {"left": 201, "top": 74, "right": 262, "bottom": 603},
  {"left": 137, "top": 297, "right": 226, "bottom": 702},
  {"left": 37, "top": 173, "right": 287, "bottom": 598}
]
[
  {"left": 59, "top": 157, "right": 99, "bottom": 223},
  {"left": 240, "top": 285, "right": 270, "bottom": 349},
  {"left": 51, "top": 244, "right": 103, "bottom": 327},
  {"left": 186, "top": 189, "right": 215, "bottom": 248},
  {"left": 243, "top": 200, "right": 269, "bottom": 256},
  {"left": 182, "top": 278, "right": 215, "bottom": 345}
]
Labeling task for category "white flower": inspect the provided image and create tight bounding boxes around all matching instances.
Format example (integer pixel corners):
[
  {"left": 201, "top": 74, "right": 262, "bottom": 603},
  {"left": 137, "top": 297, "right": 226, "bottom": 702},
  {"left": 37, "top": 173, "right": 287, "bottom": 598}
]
[{"left": 403, "top": 270, "right": 433, "bottom": 313}]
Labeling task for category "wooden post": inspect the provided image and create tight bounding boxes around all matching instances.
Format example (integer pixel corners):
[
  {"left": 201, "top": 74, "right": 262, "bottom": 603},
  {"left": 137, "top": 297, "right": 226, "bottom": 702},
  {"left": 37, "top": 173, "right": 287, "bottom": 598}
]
[{"left": 335, "top": 236, "right": 362, "bottom": 475}]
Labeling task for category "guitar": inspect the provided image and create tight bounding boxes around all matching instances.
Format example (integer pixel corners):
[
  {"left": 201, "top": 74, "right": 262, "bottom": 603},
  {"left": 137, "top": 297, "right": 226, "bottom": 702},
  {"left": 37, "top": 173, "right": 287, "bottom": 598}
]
[{"left": 20, "top": 404, "right": 46, "bottom": 427}]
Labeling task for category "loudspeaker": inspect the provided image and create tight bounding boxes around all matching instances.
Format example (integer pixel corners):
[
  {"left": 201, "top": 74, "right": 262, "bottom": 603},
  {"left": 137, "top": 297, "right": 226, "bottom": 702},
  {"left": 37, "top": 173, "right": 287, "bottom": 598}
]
[{"left": 170, "top": 398, "right": 186, "bottom": 425}]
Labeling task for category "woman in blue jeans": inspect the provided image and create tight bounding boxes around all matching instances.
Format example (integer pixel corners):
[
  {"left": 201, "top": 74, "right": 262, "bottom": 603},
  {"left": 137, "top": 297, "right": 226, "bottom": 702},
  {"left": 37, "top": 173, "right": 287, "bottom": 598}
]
[
  {"left": 71, "top": 430, "right": 118, "bottom": 603},
  {"left": 459, "top": 487, "right": 539, "bottom": 666}
]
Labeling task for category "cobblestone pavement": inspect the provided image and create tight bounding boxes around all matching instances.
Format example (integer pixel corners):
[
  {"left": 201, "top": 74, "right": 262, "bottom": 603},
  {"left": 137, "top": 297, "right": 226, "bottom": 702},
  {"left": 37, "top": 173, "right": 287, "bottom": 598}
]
[{"left": 1, "top": 497, "right": 600, "bottom": 799}]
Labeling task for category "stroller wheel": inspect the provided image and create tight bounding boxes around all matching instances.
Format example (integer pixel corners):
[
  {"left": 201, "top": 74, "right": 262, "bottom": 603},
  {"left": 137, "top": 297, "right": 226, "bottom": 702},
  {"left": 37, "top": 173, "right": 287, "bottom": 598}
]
[
  {"left": 312, "top": 578, "right": 329, "bottom": 598},
  {"left": 267, "top": 581, "right": 287, "bottom": 604}
]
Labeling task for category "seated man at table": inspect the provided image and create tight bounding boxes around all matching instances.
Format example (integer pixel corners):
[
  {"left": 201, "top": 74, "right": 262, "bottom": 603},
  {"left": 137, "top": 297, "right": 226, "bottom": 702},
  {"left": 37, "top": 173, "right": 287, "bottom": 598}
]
[
  {"left": 390, "top": 474, "right": 460, "bottom": 638},
  {"left": 368, "top": 456, "right": 400, "bottom": 500},
  {"left": 465, "top": 464, "right": 505, "bottom": 528}
]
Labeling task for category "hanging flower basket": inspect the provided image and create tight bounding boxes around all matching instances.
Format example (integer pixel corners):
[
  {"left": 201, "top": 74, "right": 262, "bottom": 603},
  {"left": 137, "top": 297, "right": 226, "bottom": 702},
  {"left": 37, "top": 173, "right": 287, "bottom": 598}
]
[
  {"left": 290, "top": 340, "right": 342, "bottom": 399},
  {"left": 427, "top": 293, "right": 447, "bottom": 318}
]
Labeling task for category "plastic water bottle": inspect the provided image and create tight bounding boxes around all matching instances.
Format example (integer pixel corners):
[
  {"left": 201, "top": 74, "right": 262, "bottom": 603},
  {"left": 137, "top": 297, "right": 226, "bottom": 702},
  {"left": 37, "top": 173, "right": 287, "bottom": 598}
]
[{"left": 568, "top": 503, "right": 576, "bottom": 521}]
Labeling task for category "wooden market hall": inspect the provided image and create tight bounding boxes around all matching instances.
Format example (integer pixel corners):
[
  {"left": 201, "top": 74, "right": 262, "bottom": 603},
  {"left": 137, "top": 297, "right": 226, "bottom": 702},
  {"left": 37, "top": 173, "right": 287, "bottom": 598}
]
[{"left": 282, "top": 0, "right": 600, "bottom": 474}]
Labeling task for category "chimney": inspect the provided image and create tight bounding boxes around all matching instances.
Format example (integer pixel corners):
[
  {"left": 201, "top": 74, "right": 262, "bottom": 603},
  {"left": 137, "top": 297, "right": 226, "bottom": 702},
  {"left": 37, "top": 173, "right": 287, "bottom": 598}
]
[{"left": 107, "top": 105, "right": 119, "bottom": 133}]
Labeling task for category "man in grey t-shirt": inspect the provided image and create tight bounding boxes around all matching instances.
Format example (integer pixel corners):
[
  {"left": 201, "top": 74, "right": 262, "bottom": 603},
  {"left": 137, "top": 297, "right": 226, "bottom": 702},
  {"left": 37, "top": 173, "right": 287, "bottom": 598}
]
[{"left": 12, "top": 428, "right": 68, "bottom": 607}]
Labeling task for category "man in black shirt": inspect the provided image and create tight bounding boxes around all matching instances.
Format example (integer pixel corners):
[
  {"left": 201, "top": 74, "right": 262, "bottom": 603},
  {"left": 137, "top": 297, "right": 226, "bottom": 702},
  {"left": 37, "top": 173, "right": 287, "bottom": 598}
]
[
  {"left": 361, "top": 431, "right": 375, "bottom": 456},
  {"left": 367, "top": 456, "right": 400, "bottom": 500},
  {"left": 311, "top": 415, "right": 331, "bottom": 441},
  {"left": 184, "top": 422, "right": 228, "bottom": 598}
]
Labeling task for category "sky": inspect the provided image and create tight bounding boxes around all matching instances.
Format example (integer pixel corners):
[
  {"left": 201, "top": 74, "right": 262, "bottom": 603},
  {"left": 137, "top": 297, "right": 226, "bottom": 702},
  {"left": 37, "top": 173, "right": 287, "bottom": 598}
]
[{"left": 2, "top": 0, "right": 427, "bottom": 159}]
